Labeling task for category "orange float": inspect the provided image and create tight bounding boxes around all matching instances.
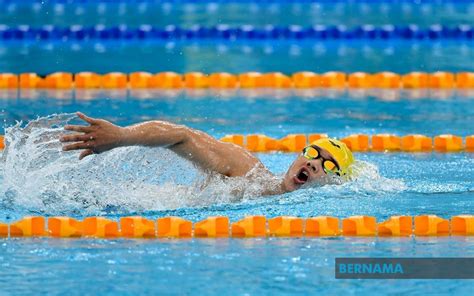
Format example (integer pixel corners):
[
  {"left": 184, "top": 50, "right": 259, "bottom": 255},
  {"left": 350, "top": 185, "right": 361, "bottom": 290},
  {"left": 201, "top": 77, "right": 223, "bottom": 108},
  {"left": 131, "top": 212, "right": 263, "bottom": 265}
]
[
  {"left": 347, "top": 72, "right": 373, "bottom": 88},
  {"left": 101, "top": 72, "right": 128, "bottom": 88},
  {"left": 456, "top": 72, "right": 474, "bottom": 88},
  {"left": 377, "top": 216, "right": 412, "bottom": 236},
  {"left": 129, "top": 72, "right": 152, "bottom": 88},
  {"left": 402, "top": 72, "right": 429, "bottom": 88},
  {"left": 342, "top": 216, "right": 377, "bottom": 236},
  {"left": 308, "top": 133, "right": 328, "bottom": 143},
  {"left": 0, "top": 73, "right": 18, "bottom": 88},
  {"left": 340, "top": 134, "right": 370, "bottom": 152},
  {"left": 414, "top": 215, "right": 449, "bottom": 236},
  {"left": 48, "top": 217, "right": 83, "bottom": 238},
  {"left": 371, "top": 134, "right": 401, "bottom": 151},
  {"left": 231, "top": 216, "right": 266, "bottom": 237},
  {"left": 19, "top": 73, "right": 43, "bottom": 88},
  {"left": 429, "top": 72, "right": 455, "bottom": 88},
  {"left": 0, "top": 135, "right": 4, "bottom": 149},
  {"left": 466, "top": 135, "right": 474, "bottom": 152},
  {"left": 44, "top": 72, "right": 73, "bottom": 89},
  {"left": 157, "top": 216, "right": 192, "bottom": 238},
  {"left": 292, "top": 71, "right": 320, "bottom": 88},
  {"left": 268, "top": 216, "right": 303, "bottom": 236},
  {"left": 120, "top": 216, "right": 156, "bottom": 238},
  {"left": 194, "top": 216, "right": 229, "bottom": 237},
  {"left": 10, "top": 216, "right": 46, "bottom": 237},
  {"left": 305, "top": 216, "right": 340, "bottom": 236},
  {"left": 0, "top": 222, "right": 7, "bottom": 237},
  {"left": 149, "top": 72, "right": 183, "bottom": 88},
  {"left": 373, "top": 72, "right": 401, "bottom": 88},
  {"left": 320, "top": 71, "right": 346, "bottom": 88},
  {"left": 246, "top": 134, "right": 279, "bottom": 152},
  {"left": 433, "top": 134, "right": 463, "bottom": 152},
  {"left": 401, "top": 134, "right": 432, "bottom": 152},
  {"left": 262, "top": 72, "right": 292, "bottom": 88},
  {"left": 238, "top": 72, "right": 264, "bottom": 88},
  {"left": 83, "top": 217, "right": 119, "bottom": 238},
  {"left": 278, "top": 134, "right": 307, "bottom": 152},
  {"left": 75, "top": 72, "right": 102, "bottom": 88},
  {"left": 209, "top": 72, "right": 238, "bottom": 88},
  {"left": 451, "top": 215, "right": 474, "bottom": 235},
  {"left": 220, "top": 134, "right": 244, "bottom": 147},
  {"left": 184, "top": 72, "right": 209, "bottom": 88}
]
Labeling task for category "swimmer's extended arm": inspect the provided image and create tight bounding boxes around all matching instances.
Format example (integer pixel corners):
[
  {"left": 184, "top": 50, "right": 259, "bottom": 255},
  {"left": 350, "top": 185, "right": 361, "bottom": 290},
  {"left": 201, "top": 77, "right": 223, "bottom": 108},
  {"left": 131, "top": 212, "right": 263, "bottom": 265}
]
[{"left": 61, "top": 112, "right": 263, "bottom": 177}]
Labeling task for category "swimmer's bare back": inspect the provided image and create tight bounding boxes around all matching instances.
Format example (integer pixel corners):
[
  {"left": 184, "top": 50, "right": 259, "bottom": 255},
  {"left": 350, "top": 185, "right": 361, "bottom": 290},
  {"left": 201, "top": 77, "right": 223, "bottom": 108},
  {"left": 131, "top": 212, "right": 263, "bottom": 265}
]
[{"left": 60, "top": 112, "right": 271, "bottom": 180}]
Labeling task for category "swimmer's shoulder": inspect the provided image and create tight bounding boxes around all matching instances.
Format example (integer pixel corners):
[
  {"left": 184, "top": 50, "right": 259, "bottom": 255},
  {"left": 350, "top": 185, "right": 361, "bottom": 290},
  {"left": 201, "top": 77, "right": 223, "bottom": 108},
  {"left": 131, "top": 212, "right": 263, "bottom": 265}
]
[{"left": 217, "top": 141, "right": 266, "bottom": 177}]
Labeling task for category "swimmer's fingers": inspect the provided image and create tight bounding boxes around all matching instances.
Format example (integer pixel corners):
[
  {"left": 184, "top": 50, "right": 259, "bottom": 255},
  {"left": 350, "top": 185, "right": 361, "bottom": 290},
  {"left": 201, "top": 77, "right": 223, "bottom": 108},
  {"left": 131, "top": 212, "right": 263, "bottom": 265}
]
[
  {"left": 79, "top": 149, "right": 94, "bottom": 160},
  {"left": 64, "top": 125, "right": 93, "bottom": 133},
  {"left": 62, "top": 141, "right": 95, "bottom": 152},
  {"left": 77, "top": 112, "right": 99, "bottom": 125},
  {"left": 60, "top": 133, "right": 92, "bottom": 143}
]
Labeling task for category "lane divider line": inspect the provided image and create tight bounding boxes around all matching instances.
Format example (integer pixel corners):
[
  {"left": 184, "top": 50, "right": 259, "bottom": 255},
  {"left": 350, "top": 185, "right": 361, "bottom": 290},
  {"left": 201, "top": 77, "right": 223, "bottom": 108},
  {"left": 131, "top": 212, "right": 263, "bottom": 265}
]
[
  {"left": 1, "top": 215, "right": 473, "bottom": 238},
  {"left": 1, "top": 24, "right": 473, "bottom": 41},
  {"left": 1, "top": 71, "right": 474, "bottom": 89},
  {"left": 1, "top": 0, "right": 469, "bottom": 5},
  {"left": 220, "top": 134, "right": 474, "bottom": 152}
]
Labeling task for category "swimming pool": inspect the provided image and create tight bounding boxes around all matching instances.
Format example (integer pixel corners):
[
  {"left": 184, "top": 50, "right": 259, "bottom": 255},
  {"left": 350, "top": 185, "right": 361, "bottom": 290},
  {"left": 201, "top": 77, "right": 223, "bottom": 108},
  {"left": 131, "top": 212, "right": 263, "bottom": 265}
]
[
  {"left": 1, "top": 1, "right": 474, "bottom": 295},
  {"left": 1, "top": 90, "right": 474, "bottom": 294}
]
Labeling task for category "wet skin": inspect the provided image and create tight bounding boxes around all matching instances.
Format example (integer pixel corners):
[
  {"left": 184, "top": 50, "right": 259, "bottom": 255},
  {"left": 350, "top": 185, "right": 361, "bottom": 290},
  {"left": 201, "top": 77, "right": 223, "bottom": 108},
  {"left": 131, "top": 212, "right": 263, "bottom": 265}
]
[{"left": 60, "top": 112, "right": 337, "bottom": 196}]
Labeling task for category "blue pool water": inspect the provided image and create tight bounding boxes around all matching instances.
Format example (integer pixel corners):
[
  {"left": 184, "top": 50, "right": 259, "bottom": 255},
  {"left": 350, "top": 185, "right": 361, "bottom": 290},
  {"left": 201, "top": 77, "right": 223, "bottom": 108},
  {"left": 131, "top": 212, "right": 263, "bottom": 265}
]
[
  {"left": 1, "top": 1, "right": 474, "bottom": 295},
  {"left": 1, "top": 237, "right": 474, "bottom": 295},
  {"left": 2, "top": 90, "right": 474, "bottom": 137},
  {"left": 1, "top": 92, "right": 474, "bottom": 294},
  {"left": 2, "top": 40, "right": 474, "bottom": 73},
  {"left": 2, "top": 1, "right": 474, "bottom": 27}
]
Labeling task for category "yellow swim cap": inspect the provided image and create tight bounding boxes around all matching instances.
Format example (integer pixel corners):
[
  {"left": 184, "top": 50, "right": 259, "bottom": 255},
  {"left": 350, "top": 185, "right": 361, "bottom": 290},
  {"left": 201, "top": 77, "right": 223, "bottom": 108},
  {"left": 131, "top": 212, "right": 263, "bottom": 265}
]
[{"left": 311, "top": 138, "right": 354, "bottom": 176}]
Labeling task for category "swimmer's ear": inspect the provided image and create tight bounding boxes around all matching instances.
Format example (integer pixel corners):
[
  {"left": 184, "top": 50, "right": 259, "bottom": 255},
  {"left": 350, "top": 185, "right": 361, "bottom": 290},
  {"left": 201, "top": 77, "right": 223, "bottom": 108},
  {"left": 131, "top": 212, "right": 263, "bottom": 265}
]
[{"left": 77, "top": 112, "right": 98, "bottom": 125}]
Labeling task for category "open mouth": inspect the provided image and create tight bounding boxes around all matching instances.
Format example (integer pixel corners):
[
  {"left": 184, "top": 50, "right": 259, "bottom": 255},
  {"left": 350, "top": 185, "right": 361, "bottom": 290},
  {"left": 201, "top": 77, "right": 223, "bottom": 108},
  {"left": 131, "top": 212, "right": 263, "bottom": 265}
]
[{"left": 294, "top": 167, "right": 310, "bottom": 185}]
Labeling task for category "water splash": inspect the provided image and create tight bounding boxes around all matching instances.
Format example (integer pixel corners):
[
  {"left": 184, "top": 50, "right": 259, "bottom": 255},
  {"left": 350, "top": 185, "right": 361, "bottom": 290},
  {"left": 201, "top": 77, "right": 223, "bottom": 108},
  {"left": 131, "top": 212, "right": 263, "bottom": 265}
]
[
  {"left": 0, "top": 114, "right": 281, "bottom": 216},
  {"left": 263, "top": 160, "right": 406, "bottom": 207},
  {"left": 0, "top": 114, "right": 405, "bottom": 217}
]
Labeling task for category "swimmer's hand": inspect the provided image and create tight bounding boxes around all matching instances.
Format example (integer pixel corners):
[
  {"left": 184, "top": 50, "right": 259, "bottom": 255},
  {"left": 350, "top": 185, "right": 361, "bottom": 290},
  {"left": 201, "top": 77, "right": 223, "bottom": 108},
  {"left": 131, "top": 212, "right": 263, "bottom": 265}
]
[{"left": 61, "top": 112, "right": 124, "bottom": 159}]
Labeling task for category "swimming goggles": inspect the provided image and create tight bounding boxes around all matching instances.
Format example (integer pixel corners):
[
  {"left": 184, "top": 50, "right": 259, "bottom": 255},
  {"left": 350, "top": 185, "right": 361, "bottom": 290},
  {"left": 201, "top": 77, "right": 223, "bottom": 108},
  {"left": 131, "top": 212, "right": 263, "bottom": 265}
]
[{"left": 302, "top": 145, "right": 341, "bottom": 175}]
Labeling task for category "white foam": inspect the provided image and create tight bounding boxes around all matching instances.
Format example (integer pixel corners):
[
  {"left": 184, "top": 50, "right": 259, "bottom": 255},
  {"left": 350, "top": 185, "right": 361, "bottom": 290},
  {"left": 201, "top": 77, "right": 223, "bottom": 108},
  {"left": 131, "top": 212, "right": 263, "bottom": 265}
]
[
  {"left": 0, "top": 114, "right": 281, "bottom": 215},
  {"left": 0, "top": 114, "right": 405, "bottom": 216}
]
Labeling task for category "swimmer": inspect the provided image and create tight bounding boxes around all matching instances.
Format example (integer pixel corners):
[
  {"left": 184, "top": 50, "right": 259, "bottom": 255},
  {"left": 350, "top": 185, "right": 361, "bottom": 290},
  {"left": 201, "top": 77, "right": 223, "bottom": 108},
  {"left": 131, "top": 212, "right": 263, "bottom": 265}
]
[{"left": 60, "top": 112, "right": 354, "bottom": 196}]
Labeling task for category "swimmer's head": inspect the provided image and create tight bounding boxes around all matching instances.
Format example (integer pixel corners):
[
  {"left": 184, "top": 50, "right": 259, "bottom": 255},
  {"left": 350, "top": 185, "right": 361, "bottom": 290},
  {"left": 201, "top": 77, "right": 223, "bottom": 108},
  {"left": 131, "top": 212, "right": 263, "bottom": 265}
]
[{"left": 282, "top": 138, "right": 354, "bottom": 192}]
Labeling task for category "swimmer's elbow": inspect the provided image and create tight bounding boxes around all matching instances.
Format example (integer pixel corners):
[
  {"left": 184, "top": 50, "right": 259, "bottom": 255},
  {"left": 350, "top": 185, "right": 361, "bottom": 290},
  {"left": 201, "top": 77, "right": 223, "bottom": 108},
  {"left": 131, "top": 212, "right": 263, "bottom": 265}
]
[{"left": 169, "top": 125, "right": 187, "bottom": 145}]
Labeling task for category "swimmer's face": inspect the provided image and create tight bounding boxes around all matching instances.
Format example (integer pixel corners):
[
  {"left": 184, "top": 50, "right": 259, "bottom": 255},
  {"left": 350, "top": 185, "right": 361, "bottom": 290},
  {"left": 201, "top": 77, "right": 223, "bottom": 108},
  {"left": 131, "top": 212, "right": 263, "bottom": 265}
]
[{"left": 282, "top": 146, "right": 337, "bottom": 192}]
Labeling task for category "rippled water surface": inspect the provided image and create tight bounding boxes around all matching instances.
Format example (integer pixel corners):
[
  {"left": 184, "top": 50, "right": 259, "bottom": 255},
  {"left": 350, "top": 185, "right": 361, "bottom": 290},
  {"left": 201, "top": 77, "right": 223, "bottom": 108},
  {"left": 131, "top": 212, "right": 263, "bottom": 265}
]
[
  {"left": 2, "top": 40, "right": 474, "bottom": 74},
  {"left": 2, "top": 237, "right": 474, "bottom": 295},
  {"left": 0, "top": 91, "right": 473, "bottom": 294},
  {"left": 1, "top": 1, "right": 474, "bottom": 289}
]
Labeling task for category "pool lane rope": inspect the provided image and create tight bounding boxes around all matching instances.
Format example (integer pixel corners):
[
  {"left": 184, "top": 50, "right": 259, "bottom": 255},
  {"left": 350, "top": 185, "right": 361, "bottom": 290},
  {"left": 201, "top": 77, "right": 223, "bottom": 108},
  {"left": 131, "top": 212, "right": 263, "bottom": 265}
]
[
  {"left": 1, "top": 71, "right": 474, "bottom": 89},
  {"left": 1, "top": 24, "right": 473, "bottom": 40},
  {"left": 2, "top": 0, "right": 469, "bottom": 4},
  {"left": 220, "top": 134, "right": 474, "bottom": 153},
  {"left": 1, "top": 134, "right": 473, "bottom": 152},
  {"left": 0, "top": 215, "right": 473, "bottom": 238}
]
